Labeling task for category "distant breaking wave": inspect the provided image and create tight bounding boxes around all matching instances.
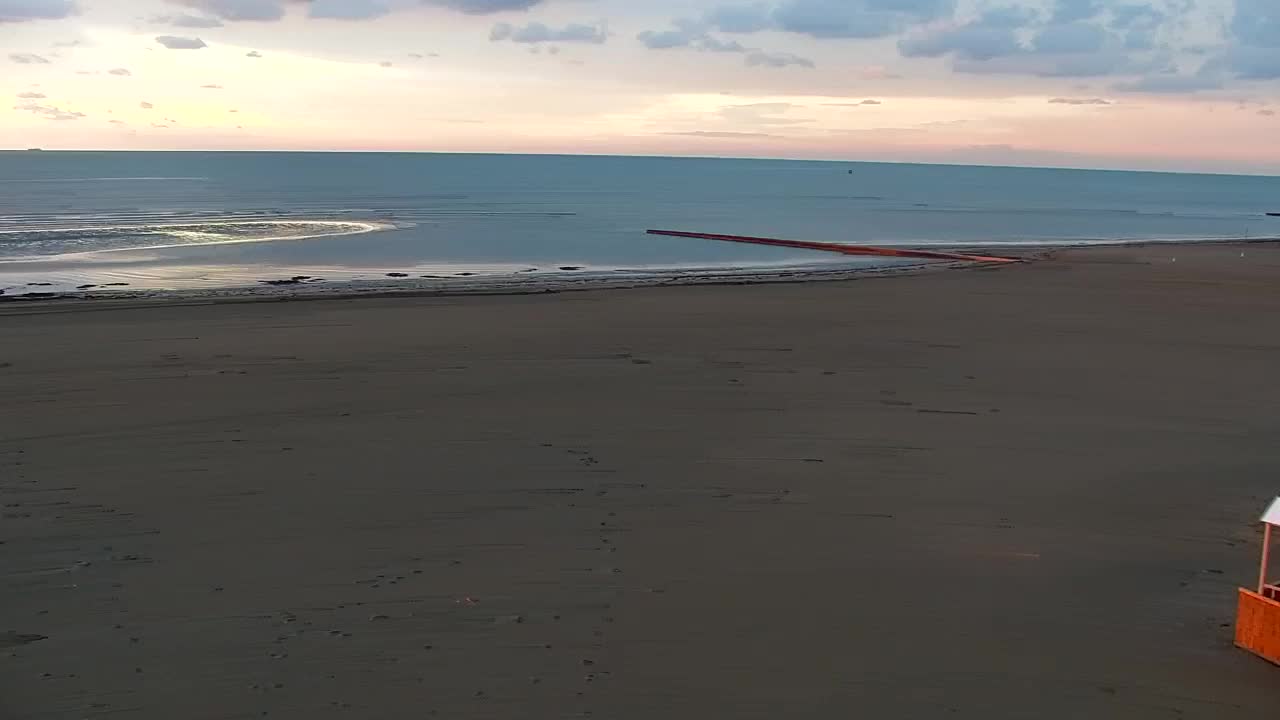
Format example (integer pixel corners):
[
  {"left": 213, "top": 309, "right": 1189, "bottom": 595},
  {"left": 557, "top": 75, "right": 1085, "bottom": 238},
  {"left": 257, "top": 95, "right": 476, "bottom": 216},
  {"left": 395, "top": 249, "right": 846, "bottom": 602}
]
[{"left": 0, "top": 218, "right": 393, "bottom": 261}]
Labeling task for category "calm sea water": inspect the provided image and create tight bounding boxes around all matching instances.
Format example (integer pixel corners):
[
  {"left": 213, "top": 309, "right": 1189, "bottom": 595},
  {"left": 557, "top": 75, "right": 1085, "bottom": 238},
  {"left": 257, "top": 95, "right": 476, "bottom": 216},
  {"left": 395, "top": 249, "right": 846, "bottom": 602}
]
[{"left": 1, "top": 151, "right": 1277, "bottom": 294}]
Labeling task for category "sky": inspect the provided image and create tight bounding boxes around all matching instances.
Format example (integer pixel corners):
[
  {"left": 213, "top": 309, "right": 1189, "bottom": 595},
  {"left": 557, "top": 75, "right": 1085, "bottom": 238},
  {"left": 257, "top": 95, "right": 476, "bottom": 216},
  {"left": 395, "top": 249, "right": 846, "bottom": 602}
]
[{"left": 1, "top": 0, "right": 1278, "bottom": 173}]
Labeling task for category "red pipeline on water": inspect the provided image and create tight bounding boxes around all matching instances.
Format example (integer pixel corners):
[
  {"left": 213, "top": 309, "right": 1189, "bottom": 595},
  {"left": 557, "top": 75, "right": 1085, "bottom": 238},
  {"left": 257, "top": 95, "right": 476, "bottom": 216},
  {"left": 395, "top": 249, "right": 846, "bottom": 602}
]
[{"left": 646, "top": 230, "right": 1022, "bottom": 264}]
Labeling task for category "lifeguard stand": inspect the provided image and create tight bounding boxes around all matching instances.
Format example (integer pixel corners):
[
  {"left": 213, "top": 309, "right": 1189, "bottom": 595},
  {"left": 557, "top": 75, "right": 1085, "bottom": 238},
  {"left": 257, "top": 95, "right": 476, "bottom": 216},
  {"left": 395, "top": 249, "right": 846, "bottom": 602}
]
[{"left": 1236, "top": 497, "right": 1280, "bottom": 665}]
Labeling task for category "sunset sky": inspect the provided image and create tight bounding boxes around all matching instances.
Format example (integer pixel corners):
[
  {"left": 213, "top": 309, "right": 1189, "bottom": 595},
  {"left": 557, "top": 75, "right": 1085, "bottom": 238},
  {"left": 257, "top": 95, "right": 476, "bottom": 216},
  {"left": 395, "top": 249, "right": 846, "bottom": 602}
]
[{"left": 2, "top": 0, "right": 1278, "bottom": 173}]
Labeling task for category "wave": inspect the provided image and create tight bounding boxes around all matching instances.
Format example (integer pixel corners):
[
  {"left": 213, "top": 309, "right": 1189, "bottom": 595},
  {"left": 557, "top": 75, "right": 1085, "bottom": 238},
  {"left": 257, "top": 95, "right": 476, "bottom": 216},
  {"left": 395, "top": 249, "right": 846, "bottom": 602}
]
[{"left": 0, "top": 219, "right": 393, "bottom": 261}]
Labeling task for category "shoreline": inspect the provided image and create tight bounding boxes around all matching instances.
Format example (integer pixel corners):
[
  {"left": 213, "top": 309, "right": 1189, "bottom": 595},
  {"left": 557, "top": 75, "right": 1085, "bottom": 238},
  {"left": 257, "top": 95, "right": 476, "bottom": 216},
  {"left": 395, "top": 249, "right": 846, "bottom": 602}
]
[
  {"left": 2, "top": 237, "right": 1277, "bottom": 312},
  {"left": 0, "top": 259, "right": 949, "bottom": 310}
]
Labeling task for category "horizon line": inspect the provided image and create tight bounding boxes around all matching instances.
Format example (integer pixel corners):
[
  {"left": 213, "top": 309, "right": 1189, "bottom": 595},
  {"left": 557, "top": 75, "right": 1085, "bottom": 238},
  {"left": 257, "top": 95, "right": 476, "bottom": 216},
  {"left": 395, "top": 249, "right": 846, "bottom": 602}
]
[{"left": 3, "top": 148, "right": 1278, "bottom": 180}]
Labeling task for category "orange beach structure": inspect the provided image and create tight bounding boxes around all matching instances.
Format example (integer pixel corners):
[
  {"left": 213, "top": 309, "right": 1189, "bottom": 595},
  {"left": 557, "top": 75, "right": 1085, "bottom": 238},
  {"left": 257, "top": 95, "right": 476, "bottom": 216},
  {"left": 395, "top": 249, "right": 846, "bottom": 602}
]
[{"left": 1236, "top": 497, "right": 1280, "bottom": 665}]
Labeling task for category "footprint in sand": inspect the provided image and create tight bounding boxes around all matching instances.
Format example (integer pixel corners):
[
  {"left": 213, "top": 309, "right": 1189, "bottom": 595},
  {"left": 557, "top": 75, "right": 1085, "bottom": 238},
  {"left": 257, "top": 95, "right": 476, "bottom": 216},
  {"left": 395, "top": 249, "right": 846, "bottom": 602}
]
[{"left": 0, "top": 632, "right": 47, "bottom": 648}]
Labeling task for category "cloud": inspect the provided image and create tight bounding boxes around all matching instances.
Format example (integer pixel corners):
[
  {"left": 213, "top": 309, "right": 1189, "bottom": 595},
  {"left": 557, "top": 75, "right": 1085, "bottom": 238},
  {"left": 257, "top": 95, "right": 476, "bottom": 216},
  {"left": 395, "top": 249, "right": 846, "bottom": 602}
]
[
  {"left": 980, "top": 5, "right": 1039, "bottom": 29},
  {"left": 140, "top": 101, "right": 154, "bottom": 109},
  {"left": 899, "top": 5, "right": 1044, "bottom": 62},
  {"left": 378, "top": 60, "right": 393, "bottom": 67},
  {"left": 746, "top": 50, "right": 815, "bottom": 68},
  {"left": 308, "top": 0, "right": 391, "bottom": 20},
  {"left": 165, "top": 0, "right": 504, "bottom": 21},
  {"left": 14, "top": 102, "right": 84, "bottom": 120},
  {"left": 1051, "top": 0, "right": 1103, "bottom": 24},
  {"left": 1226, "top": 1, "right": 1280, "bottom": 79},
  {"left": 1102, "top": 3, "right": 1174, "bottom": 51},
  {"left": 638, "top": 17, "right": 813, "bottom": 69},
  {"left": 425, "top": 0, "right": 546, "bottom": 14},
  {"left": 899, "top": 23, "right": 1021, "bottom": 61},
  {"left": 638, "top": 20, "right": 704, "bottom": 49},
  {"left": 1032, "top": 22, "right": 1108, "bottom": 54},
  {"left": 771, "top": 0, "right": 955, "bottom": 39},
  {"left": 1259, "top": 109, "right": 1276, "bottom": 117},
  {"left": 0, "top": 0, "right": 79, "bottom": 23},
  {"left": 156, "top": 35, "right": 208, "bottom": 49},
  {"left": 662, "top": 131, "right": 779, "bottom": 138},
  {"left": 109, "top": 119, "right": 125, "bottom": 125},
  {"left": 167, "top": 0, "right": 285, "bottom": 22},
  {"left": 1110, "top": 3, "right": 1164, "bottom": 31},
  {"left": 896, "top": 2, "right": 1213, "bottom": 83},
  {"left": 201, "top": 83, "right": 223, "bottom": 88},
  {"left": 491, "top": 21, "right": 607, "bottom": 44},
  {"left": 700, "top": 35, "right": 748, "bottom": 52},
  {"left": 1231, "top": 0, "right": 1280, "bottom": 50},
  {"left": 1049, "top": 97, "right": 1111, "bottom": 104},
  {"left": 107, "top": 67, "right": 131, "bottom": 76},
  {"left": 16, "top": 91, "right": 46, "bottom": 98},
  {"left": 871, "top": 0, "right": 955, "bottom": 17},
  {"left": 771, "top": 1, "right": 900, "bottom": 39},
  {"left": 246, "top": 50, "right": 262, "bottom": 57},
  {"left": 956, "top": 50, "right": 1137, "bottom": 77},
  {"left": 654, "top": 0, "right": 956, "bottom": 46},
  {"left": 902, "top": 14, "right": 1116, "bottom": 65},
  {"left": 9, "top": 52, "right": 51, "bottom": 63},
  {"left": 822, "top": 99, "right": 883, "bottom": 106},
  {"left": 154, "top": 12, "right": 223, "bottom": 27},
  {"left": 901, "top": 2, "right": 1186, "bottom": 80},
  {"left": 705, "top": 3, "right": 773, "bottom": 33}
]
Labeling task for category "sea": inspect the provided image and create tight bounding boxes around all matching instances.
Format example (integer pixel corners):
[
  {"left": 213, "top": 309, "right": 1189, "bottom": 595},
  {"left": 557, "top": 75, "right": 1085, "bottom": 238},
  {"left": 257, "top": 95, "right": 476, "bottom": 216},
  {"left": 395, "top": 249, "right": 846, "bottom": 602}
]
[{"left": 1, "top": 151, "right": 1277, "bottom": 296}]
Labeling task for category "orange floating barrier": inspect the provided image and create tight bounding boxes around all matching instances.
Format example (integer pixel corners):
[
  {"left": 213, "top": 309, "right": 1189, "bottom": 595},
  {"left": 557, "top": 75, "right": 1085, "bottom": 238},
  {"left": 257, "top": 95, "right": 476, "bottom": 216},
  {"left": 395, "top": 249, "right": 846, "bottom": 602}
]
[
  {"left": 1236, "top": 497, "right": 1280, "bottom": 666},
  {"left": 646, "top": 229, "right": 1022, "bottom": 264}
]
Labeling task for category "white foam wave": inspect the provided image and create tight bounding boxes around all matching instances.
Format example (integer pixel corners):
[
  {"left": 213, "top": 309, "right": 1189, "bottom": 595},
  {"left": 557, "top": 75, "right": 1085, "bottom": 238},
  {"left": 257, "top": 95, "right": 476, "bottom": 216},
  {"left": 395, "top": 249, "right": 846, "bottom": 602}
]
[{"left": 0, "top": 219, "right": 394, "bottom": 262}]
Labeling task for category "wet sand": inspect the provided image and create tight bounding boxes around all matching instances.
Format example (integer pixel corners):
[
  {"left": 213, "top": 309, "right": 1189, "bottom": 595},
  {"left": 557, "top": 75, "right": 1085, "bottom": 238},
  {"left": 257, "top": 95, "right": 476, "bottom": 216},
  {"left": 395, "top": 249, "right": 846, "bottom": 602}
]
[{"left": 2, "top": 243, "right": 1279, "bottom": 719}]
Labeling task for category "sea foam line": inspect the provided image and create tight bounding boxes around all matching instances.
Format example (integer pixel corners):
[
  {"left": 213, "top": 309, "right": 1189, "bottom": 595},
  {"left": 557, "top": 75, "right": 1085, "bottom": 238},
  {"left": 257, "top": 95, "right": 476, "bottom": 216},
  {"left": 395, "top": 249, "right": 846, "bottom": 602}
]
[{"left": 0, "top": 220, "right": 396, "bottom": 263}]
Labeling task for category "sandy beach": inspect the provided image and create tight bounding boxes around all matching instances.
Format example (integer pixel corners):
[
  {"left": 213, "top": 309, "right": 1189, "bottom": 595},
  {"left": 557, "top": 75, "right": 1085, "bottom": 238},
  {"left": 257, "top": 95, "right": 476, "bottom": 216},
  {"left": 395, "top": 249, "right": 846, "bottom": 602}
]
[{"left": 3, "top": 242, "right": 1279, "bottom": 719}]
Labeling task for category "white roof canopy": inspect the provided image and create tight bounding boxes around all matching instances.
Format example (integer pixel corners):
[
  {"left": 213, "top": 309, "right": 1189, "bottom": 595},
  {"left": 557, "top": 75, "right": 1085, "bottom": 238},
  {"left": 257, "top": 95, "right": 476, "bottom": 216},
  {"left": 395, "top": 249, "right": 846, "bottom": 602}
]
[{"left": 1262, "top": 497, "right": 1280, "bottom": 526}]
